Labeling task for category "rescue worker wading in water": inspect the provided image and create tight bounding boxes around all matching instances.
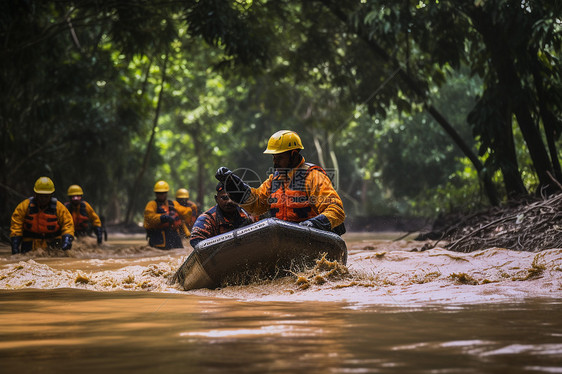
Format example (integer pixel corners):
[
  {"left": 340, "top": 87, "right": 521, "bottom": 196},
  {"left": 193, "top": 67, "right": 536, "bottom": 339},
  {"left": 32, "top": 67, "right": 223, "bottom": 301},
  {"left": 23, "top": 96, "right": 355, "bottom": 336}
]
[
  {"left": 10, "top": 177, "right": 75, "bottom": 254},
  {"left": 215, "top": 130, "right": 346, "bottom": 235},
  {"left": 65, "top": 184, "right": 104, "bottom": 245},
  {"left": 144, "top": 180, "right": 192, "bottom": 250},
  {"left": 175, "top": 188, "right": 199, "bottom": 238},
  {"left": 189, "top": 182, "right": 254, "bottom": 248}
]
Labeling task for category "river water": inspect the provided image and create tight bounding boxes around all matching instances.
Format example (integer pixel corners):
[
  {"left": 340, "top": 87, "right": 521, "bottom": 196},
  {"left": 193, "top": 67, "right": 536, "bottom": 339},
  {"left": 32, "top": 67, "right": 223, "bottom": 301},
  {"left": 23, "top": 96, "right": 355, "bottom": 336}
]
[{"left": 1, "top": 233, "right": 561, "bottom": 373}]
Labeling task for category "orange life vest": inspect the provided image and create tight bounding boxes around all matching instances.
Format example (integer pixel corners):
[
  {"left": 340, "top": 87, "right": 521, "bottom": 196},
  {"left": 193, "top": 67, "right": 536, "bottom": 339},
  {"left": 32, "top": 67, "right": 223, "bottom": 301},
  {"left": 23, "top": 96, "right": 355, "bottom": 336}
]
[
  {"left": 156, "top": 200, "right": 182, "bottom": 229},
  {"left": 23, "top": 197, "right": 62, "bottom": 238},
  {"left": 65, "top": 201, "right": 90, "bottom": 231},
  {"left": 269, "top": 163, "right": 327, "bottom": 223}
]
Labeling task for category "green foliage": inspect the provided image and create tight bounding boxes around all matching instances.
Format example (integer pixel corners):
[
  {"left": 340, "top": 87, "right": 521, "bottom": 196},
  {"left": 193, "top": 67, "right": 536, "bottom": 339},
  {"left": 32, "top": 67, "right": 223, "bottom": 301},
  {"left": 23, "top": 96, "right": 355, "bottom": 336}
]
[
  {"left": 376, "top": 71, "right": 478, "bottom": 198},
  {"left": 1, "top": 0, "right": 561, "bottom": 236},
  {"left": 0, "top": 0, "right": 273, "bottom": 226},
  {"left": 409, "top": 158, "right": 489, "bottom": 217}
]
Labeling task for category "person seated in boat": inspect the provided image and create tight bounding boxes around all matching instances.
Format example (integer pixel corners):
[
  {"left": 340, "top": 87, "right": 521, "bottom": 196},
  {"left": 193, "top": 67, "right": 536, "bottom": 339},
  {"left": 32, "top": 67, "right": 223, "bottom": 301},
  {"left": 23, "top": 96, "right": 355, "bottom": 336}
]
[
  {"left": 64, "top": 184, "right": 104, "bottom": 245},
  {"left": 215, "top": 130, "right": 346, "bottom": 235},
  {"left": 144, "top": 180, "right": 192, "bottom": 250},
  {"left": 189, "top": 182, "right": 254, "bottom": 248},
  {"left": 10, "top": 176, "right": 75, "bottom": 254},
  {"left": 175, "top": 187, "right": 199, "bottom": 238}
]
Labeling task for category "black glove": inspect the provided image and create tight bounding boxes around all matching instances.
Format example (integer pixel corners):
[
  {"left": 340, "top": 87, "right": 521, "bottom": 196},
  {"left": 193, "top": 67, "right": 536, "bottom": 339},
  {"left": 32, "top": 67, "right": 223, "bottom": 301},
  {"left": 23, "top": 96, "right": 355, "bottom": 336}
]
[
  {"left": 299, "top": 220, "right": 315, "bottom": 228},
  {"left": 215, "top": 166, "right": 232, "bottom": 183},
  {"left": 94, "top": 226, "right": 103, "bottom": 245},
  {"left": 61, "top": 234, "right": 73, "bottom": 251},
  {"left": 298, "top": 214, "right": 332, "bottom": 231},
  {"left": 11, "top": 236, "right": 22, "bottom": 255},
  {"left": 215, "top": 166, "right": 251, "bottom": 204},
  {"left": 160, "top": 215, "right": 175, "bottom": 224}
]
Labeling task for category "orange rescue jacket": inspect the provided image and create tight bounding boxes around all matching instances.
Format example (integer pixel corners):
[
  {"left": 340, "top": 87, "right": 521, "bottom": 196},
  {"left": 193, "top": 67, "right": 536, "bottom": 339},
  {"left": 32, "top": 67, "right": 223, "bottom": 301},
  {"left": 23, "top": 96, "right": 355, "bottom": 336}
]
[
  {"left": 269, "top": 163, "right": 326, "bottom": 222},
  {"left": 241, "top": 158, "right": 345, "bottom": 229},
  {"left": 24, "top": 197, "right": 62, "bottom": 238}
]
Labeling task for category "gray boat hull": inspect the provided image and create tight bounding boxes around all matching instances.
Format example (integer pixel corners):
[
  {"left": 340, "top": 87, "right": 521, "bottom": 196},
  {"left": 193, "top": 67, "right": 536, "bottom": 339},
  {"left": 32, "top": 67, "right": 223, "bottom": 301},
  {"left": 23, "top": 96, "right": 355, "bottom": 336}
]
[{"left": 173, "top": 218, "right": 347, "bottom": 290}]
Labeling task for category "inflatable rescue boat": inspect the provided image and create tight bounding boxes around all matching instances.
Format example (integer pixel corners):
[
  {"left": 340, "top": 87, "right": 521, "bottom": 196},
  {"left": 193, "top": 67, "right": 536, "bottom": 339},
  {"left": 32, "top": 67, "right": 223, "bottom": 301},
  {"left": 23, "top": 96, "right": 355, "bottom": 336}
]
[{"left": 173, "top": 218, "right": 347, "bottom": 290}]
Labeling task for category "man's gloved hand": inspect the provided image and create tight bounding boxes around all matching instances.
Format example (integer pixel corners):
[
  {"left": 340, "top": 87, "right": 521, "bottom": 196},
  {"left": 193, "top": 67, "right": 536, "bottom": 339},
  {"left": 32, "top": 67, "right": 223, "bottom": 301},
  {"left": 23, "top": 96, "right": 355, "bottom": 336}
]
[
  {"left": 61, "top": 234, "right": 73, "bottom": 251},
  {"left": 215, "top": 166, "right": 250, "bottom": 204},
  {"left": 299, "top": 220, "right": 315, "bottom": 228},
  {"left": 10, "top": 236, "right": 22, "bottom": 255},
  {"left": 160, "top": 215, "right": 175, "bottom": 224},
  {"left": 298, "top": 214, "right": 332, "bottom": 231},
  {"left": 94, "top": 226, "right": 103, "bottom": 245},
  {"left": 215, "top": 167, "right": 232, "bottom": 183}
]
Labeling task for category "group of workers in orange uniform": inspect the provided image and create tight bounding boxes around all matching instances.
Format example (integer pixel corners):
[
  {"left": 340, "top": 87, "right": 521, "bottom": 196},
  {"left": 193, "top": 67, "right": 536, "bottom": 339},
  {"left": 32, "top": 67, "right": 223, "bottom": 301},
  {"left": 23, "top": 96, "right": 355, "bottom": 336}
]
[
  {"left": 142, "top": 181, "right": 198, "bottom": 250},
  {"left": 9, "top": 130, "right": 346, "bottom": 254},
  {"left": 9, "top": 178, "right": 105, "bottom": 254}
]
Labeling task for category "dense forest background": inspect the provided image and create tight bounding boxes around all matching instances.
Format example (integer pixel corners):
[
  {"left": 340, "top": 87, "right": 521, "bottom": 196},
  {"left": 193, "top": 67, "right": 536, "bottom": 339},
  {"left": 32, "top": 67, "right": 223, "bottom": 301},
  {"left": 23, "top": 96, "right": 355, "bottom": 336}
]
[{"left": 1, "top": 0, "right": 561, "bottom": 237}]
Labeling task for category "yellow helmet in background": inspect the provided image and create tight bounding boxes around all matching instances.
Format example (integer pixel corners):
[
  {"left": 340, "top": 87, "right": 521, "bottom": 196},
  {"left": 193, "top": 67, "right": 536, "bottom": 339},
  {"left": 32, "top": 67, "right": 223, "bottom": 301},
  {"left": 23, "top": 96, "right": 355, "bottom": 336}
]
[
  {"left": 34, "top": 176, "right": 55, "bottom": 194},
  {"left": 263, "top": 130, "right": 304, "bottom": 154},
  {"left": 67, "top": 184, "right": 84, "bottom": 196},
  {"left": 176, "top": 188, "right": 189, "bottom": 199},
  {"left": 154, "top": 180, "right": 170, "bottom": 192}
]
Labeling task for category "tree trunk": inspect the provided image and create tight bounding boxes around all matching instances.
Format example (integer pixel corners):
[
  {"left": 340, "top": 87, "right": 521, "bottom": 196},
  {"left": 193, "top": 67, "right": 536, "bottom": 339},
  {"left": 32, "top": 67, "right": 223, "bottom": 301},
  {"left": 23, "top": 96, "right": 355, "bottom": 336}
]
[
  {"left": 496, "top": 116, "right": 528, "bottom": 198},
  {"left": 531, "top": 63, "right": 562, "bottom": 182},
  {"left": 485, "top": 96, "right": 528, "bottom": 197},
  {"left": 512, "top": 105, "right": 554, "bottom": 190},
  {"left": 470, "top": 8, "right": 555, "bottom": 194},
  {"left": 124, "top": 51, "right": 169, "bottom": 224}
]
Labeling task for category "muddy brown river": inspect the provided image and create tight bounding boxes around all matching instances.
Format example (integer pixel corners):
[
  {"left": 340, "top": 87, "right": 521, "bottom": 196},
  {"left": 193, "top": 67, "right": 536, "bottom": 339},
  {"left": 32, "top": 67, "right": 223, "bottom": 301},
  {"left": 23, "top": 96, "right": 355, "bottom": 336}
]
[{"left": 1, "top": 233, "right": 561, "bottom": 373}]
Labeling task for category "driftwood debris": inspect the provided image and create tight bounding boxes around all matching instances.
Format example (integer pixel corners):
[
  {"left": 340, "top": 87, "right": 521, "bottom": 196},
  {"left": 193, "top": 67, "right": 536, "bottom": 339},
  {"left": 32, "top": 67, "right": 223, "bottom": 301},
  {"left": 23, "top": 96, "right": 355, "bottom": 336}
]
[{"left": 421, "top": 193, "right": 562, "bottom": 252}]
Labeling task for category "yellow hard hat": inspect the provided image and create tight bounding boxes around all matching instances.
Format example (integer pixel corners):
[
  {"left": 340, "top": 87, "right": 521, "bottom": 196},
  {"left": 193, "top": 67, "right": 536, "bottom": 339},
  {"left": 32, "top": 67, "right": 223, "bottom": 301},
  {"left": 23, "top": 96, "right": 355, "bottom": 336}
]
[
  {"left": 154, "top": 180, "right": 170, "bottom": 192},
  {"left": 34, "top": 176, "right": 55, "bottom": 194},
  {"left": 176, "top": 188, "right": 189, "bottom": 199},
  {"left": 67, "top": 184, "right": 84, "bottom": 196},
  {"left": 263, "top": 130, "right": 304, "bottom": 154}
]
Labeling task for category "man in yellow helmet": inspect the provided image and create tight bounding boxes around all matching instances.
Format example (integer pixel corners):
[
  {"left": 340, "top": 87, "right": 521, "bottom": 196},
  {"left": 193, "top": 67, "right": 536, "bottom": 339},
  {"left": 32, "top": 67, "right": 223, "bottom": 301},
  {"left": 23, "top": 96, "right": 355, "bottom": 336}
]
[
  {"left": 64, "top": 184, "right": 104, "bottom": 245},
  {"left": 10, "top": 177, "right": 75, "bottom": 254},
  {"left": 215, "top": 130, "right": 346, "bottom": 235},
  {"left": 143, "top": 180, "right": 192, "bottom": 249},
  {"left": 175, "top": 188, "right": 199, "bottom": 237}
]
